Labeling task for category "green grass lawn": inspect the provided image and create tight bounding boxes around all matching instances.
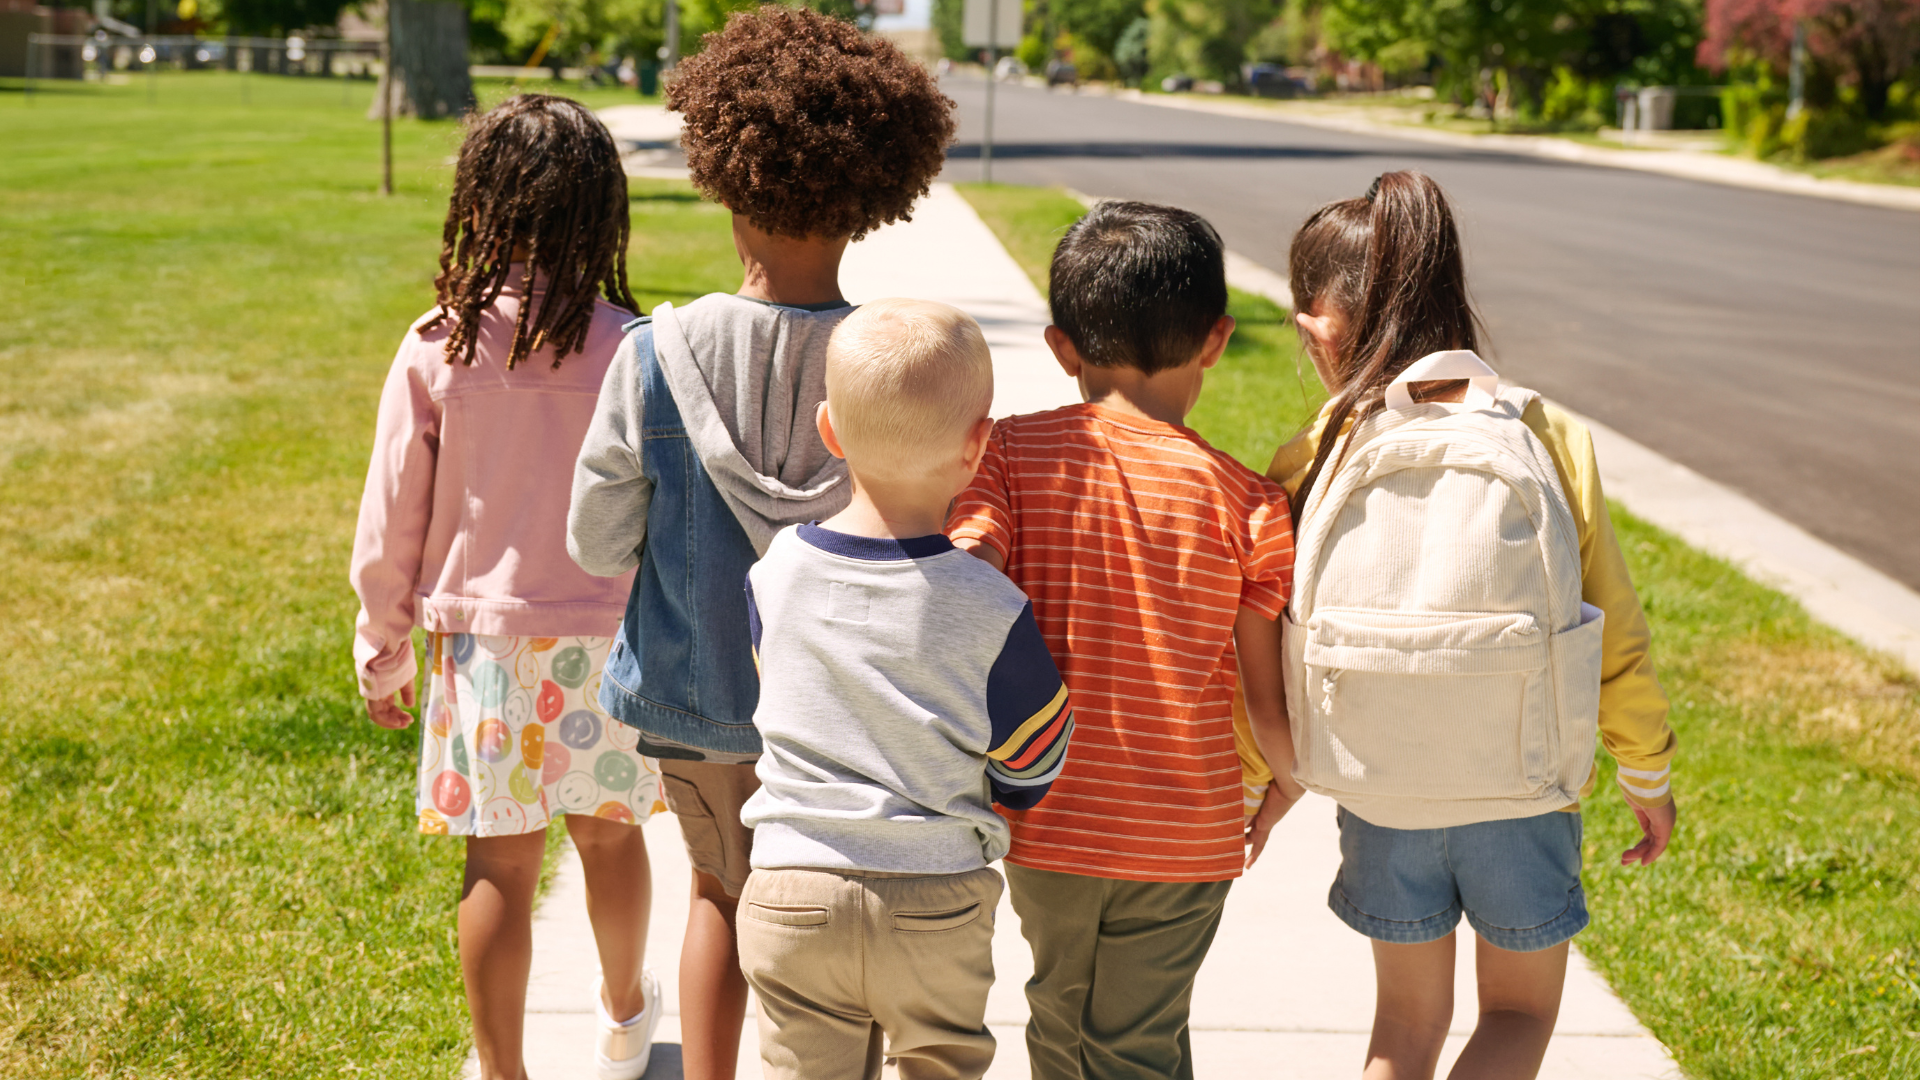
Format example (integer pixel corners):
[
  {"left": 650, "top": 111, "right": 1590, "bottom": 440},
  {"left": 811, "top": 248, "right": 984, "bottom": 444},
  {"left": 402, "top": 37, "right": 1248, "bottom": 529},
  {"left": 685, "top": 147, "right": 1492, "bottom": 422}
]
[
  {"left": 0, "top": 71, "right": 734, "bottom": 1078},
  {"left": 957, "top": 182, "right": 1920, "bottom": 1080}
]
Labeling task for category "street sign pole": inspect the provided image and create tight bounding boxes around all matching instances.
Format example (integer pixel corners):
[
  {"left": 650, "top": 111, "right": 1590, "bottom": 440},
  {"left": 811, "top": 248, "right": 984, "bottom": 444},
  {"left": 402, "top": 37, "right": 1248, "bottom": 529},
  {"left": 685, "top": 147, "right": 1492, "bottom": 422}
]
[
  {"left": 965, "top": 0, "right": 1015, "bottom": 184},
  {"left": 984, "top": 0, "right": 995, "bottom": 185}
]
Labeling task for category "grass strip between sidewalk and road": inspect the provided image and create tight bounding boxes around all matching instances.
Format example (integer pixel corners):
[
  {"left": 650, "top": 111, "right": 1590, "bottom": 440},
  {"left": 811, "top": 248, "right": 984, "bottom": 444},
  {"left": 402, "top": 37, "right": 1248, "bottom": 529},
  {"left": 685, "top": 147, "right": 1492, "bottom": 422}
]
[
  {"left": 958, "top": 181, "right": 1920, "bottom": 1080},
  {"left": 0, "top": 73, "right": 733, "bottom": 1078}
]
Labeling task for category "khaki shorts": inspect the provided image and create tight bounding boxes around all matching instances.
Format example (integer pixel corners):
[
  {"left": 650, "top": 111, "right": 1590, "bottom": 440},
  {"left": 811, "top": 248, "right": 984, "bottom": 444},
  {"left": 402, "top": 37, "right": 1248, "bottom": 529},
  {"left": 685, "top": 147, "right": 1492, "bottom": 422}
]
[{"left": 659, "top": 759, "right": 760, "bottom": 898}]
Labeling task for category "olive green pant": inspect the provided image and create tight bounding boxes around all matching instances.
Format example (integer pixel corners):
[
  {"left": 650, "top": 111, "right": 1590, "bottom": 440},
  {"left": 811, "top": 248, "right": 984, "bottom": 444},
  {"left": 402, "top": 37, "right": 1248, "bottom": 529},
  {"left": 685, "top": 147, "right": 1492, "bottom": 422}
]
[{"left": 1006, "top": 863, "right": 1234, "bottom": 1080}]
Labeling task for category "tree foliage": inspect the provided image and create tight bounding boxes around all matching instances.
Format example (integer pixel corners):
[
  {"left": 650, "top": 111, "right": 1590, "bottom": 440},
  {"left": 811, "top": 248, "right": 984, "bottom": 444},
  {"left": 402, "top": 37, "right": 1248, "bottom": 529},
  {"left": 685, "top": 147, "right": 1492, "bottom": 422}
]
[
  {"left": 1701, "top": 0, "right": 1920, "bottom": 116},
  {"left": 1319, "top": 0, "right": 1708, "bottom": 110},
  {"left": 1147, "top": 0, "right": 1279, "bottom": 83},
  {"left": 201, "top": 0, "right": 356, "bottom": 34}
]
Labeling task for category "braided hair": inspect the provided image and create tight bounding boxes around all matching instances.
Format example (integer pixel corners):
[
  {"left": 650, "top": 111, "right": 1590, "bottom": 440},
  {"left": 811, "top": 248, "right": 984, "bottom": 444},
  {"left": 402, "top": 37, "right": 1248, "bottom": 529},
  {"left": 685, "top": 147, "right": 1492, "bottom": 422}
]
[{"left": 427, "top": 94, "right": 639, "bottom": 370}]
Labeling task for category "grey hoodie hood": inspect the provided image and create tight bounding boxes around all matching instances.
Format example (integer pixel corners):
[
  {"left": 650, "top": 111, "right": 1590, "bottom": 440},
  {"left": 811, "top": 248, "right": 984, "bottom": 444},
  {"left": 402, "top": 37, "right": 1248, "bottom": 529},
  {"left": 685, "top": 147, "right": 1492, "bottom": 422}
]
[{"left": 653, "top": 294, "right": 854, "bottom": 556}]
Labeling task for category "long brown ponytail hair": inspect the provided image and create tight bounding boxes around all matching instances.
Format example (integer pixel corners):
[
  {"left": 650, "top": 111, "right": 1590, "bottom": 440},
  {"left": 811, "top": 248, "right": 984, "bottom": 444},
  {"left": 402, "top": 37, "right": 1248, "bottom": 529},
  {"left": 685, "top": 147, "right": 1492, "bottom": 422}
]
[
  {"left": 1288, "top": 171, "right": 1483, "bottom": 512},
  {"left": 426, "top": 94, "right": 639, "bottom": 370}
]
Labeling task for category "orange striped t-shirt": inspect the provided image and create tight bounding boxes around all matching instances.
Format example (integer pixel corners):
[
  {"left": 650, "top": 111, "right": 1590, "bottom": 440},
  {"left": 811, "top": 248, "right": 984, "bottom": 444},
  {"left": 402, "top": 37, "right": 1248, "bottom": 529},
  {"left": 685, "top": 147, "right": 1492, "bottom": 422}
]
[{"left": 946, "top": 402, "right": 1295, "bottom": 882}]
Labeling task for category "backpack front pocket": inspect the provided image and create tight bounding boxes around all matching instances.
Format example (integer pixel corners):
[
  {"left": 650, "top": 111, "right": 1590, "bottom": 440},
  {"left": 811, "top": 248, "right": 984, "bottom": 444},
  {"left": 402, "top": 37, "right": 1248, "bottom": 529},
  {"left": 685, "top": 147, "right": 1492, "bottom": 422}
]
[{"left": 1296, "top": 608, "right": 1553, "bottom": 802}]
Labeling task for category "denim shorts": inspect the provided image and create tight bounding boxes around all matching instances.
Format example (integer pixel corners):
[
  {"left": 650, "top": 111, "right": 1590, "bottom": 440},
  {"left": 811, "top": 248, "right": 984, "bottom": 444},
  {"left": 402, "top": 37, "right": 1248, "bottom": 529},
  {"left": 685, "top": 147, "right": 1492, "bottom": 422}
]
[{"left": 1329, "top": 807, "right": 1589, "bottom": 953}]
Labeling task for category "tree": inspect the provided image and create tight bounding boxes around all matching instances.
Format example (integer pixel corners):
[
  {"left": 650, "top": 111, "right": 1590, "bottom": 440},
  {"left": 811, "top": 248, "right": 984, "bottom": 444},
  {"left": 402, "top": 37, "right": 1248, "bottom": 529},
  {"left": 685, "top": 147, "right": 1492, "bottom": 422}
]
[
  {"left": 1702, "top": 0, "right": 1920, "bottom": 117},
  {"left": 216, "top": 0, "right": 356, "bottom": 33},
  {"left": 1148, "top": 0, "right": 1280, "bottom": 84},
  {"left": 371, "top": 0, "right": 476, "bottom": 119},
  {"left": 1052, "top": 0, "right": 1145, "bottom": 59},
  {"left": 502, "top": 0, "right": 666, "bottom": 71},
  {"left": 1322, "top": 0, "right": 1574, "bottom": 106},
  {"left": 934, "top": 0, "right": 971, "bottom": 60}
]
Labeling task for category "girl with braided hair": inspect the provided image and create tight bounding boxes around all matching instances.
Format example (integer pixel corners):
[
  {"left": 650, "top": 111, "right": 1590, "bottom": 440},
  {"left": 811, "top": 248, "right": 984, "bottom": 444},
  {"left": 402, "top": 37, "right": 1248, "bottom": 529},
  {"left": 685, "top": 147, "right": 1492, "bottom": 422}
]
[{"left": 349, "top": 94, "right": 664, "bottom": 1080}]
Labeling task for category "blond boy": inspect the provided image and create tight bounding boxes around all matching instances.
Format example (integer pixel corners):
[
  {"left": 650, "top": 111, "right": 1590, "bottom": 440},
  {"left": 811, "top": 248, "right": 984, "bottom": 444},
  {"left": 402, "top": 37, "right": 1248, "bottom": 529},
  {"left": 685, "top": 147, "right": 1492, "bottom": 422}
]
[{"left": 736, "top": 299, "right": 1075, "bottom": 1080}]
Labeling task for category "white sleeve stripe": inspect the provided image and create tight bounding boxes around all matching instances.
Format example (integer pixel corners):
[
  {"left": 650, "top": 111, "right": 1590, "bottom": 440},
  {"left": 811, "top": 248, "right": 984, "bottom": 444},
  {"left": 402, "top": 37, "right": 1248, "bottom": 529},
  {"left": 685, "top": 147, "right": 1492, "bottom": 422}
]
[
  {"left": 1618, "top": 778, "right": 1671, "bottom": 799},
  {"left": 1616, "top": 764, "right": 1671, "bottom": 781},
  {"left": 991, "top": 759, "right": 1068, "bottom": 788}
]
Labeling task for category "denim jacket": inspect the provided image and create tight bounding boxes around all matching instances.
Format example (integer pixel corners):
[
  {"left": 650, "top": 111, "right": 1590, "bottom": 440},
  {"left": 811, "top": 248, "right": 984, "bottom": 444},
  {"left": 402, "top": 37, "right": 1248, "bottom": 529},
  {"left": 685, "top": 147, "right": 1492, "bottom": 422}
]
[{"left": 599, "top": 321, "right": 764, "bottom": 761}]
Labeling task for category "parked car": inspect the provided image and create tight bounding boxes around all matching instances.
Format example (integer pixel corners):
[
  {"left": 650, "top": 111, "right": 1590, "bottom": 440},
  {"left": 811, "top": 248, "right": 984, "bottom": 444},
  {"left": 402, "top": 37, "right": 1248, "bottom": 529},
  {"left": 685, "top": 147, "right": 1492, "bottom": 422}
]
[
  {"left": 994, "top": 56, "right": 1027, "bottom": 81},
  {"left": 1045, "top": 59, "right": 1078, "bottom": 88},
  {"left": 1161, "top": 72, "right": 1193, "bottom": 93},
  {"left": 1243, "top": 63, "right": 1309, "bottom": 99}
]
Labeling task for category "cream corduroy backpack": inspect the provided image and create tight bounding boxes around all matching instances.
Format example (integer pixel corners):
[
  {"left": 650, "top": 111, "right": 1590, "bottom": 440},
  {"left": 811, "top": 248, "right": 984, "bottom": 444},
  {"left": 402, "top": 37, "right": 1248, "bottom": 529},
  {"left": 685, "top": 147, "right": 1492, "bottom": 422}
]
[{"left": 1283, "top": 351, "right": 1606, "bottom": 830}]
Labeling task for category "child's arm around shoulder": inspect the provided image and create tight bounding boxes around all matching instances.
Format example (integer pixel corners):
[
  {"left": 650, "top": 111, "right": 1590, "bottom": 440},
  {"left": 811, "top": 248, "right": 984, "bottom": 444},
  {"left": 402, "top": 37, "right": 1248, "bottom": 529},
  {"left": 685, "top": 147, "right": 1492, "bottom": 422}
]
[
  {"left": 981, "top": 601, "right": 1073, "bottom": 810},
  {"left": 568, "top": 325, "right": 655, "bottom": 577}
]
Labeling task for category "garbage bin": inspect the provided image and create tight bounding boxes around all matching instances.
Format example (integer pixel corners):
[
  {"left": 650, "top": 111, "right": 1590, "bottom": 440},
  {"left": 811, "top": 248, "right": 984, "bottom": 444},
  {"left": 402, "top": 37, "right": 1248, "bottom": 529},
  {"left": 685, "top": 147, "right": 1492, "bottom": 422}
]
[{"left": 1636, "top": 86, "right": 1676, "bottom": 131}]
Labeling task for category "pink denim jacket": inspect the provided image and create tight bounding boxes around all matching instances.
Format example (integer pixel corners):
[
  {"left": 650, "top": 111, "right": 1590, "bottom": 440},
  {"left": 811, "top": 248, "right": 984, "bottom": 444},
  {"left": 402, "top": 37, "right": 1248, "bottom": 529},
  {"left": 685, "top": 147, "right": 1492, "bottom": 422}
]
[{"left": 349, "top": 277, "right": 638, "bottom": 699}]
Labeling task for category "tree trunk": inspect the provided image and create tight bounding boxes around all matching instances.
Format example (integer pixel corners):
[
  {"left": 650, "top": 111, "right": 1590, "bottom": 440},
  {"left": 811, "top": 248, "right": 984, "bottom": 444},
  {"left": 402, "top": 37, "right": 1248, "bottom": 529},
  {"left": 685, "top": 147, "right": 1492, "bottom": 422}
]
[{"left": 368, "top": 0, "right": 475, "bottom": 120}]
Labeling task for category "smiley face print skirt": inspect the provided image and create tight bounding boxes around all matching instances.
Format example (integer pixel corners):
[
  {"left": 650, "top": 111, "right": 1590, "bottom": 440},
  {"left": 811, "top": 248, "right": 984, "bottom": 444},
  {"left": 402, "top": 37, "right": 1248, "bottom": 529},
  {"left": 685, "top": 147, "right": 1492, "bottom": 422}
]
[{"left": 414, "top": 633, "right": 664, "bottom": 837}]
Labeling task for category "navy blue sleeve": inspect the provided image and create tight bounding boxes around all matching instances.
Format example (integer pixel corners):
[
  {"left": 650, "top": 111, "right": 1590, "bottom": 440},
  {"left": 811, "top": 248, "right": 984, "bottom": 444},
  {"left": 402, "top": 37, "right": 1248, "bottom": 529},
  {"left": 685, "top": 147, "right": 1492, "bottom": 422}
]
[{"left": 983, "top": 602, "right": 1073, "bottom": 810}]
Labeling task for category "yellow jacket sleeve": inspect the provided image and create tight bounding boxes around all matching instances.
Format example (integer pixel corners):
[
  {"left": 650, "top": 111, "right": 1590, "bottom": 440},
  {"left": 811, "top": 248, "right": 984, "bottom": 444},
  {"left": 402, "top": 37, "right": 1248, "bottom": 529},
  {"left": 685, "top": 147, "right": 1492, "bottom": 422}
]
[
  {"left": 1232, "top": 690, "right": 1274, "bottom": 817},
  {"left": 1525, "top": 401, "right": 1677, "bottom": 809},
  {"left": 1264, "top": 399, "right": 1678, "bottom": 811}
]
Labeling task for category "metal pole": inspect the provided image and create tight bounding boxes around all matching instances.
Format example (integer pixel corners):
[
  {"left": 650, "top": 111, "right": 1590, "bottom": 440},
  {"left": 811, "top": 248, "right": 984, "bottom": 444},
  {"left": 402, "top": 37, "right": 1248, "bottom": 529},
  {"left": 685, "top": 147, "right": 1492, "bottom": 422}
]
[
  {"left": 664, "top": 0, "right": 679, "bottom": 71},
  {"left": 24, "top": 33, "right": 35, "bottom": 103},
  {"left": 1787, "top": 21, "right": 1807, "bottom": 122},
  {"left": 381, "top": 20, "right": 394, "bottom": 194},
  {"left": 148, "top": 40, "right": 158, "bottom": 103},
  {"left": 983, "top": 0, "right": 996, "bottom": 185}
]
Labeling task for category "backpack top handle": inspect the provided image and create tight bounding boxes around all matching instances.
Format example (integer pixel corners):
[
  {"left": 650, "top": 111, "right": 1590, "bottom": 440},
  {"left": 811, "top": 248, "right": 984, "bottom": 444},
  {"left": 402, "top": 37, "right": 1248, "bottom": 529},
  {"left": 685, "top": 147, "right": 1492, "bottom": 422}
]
[{"left": 1383, "top": 350, "right": 1499, "bottom": 410}]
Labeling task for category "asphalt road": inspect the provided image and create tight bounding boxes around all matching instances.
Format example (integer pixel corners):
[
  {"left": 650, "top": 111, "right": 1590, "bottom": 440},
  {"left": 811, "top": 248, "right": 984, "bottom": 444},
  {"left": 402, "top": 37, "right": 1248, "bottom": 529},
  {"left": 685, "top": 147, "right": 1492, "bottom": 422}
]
[{"left": 937, "top": 75, "right": 1920, "bottom": 591}]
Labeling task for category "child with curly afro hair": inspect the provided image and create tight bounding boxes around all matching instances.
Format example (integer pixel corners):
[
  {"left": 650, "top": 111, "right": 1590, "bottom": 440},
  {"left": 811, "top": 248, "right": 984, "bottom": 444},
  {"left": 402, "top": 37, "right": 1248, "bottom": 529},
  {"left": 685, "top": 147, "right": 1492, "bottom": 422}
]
[
  {"left": 567, "top": 9, "right": 955, "bottom": 1080},
  {"left": 670, "top": 5, "right": 954, "bottom": 242}
]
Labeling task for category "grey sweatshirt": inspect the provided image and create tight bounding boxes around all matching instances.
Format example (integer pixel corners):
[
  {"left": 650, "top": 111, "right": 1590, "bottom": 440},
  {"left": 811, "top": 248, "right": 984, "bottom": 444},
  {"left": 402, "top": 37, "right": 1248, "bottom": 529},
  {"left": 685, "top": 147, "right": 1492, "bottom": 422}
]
[
  {"left": 741, "top": 525, "right": 1075, "bottom": 875},
  {"left": 568, "top": 293, "right": 855, "bottom": 576}
]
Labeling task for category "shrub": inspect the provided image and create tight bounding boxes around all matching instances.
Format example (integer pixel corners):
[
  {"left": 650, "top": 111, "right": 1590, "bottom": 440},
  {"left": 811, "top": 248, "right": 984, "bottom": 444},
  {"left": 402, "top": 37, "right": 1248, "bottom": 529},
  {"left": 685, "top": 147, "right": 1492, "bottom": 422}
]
[{"left": 1542, "top": 65, "right": 1614, "bottom": 128}]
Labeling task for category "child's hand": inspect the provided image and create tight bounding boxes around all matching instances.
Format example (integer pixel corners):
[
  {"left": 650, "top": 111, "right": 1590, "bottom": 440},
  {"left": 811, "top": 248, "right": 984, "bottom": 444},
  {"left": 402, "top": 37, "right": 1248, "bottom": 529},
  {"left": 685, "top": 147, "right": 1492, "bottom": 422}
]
[
  {"left": 1620, "top": 798, "right": 1676, "bottom": 866},
  {"left": 1243, "top": 785, "right": 1300, "bottom": 869},
  {"left": 365, "top": 682, "right": 417, "bottom": 730}
]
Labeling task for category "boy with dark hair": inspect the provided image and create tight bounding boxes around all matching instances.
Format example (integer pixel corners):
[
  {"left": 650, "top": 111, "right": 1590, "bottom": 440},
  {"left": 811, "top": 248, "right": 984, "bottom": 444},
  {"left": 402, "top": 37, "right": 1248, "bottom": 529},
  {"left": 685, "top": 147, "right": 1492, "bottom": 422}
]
[
  {"left": 948, "top": 200, "right": 1307, "bottom": 1080},
  {"left": 567, "top": 10, "right": 954, "bottom": 1079}
]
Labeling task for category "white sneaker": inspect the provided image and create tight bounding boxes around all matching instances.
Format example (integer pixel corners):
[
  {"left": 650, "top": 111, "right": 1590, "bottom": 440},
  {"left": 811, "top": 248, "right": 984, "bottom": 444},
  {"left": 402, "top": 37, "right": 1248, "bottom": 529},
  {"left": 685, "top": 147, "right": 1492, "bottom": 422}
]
[{"left": 595, "top": 967, "right": 662, "bottom": 1080}]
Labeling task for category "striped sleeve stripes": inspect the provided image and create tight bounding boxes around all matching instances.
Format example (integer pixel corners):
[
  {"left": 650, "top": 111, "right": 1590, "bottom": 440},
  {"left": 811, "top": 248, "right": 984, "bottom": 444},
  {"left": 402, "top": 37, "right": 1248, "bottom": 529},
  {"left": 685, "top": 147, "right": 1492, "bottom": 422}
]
[
  {"left": 1615, "top": 763, "right": 1671, "bottom": 804},
  {"left": 988, "top": 692, "right": 1075, "bottom": 799},
  {"left": 984, "top": 603, "right": 1073, "bottom": 811}
]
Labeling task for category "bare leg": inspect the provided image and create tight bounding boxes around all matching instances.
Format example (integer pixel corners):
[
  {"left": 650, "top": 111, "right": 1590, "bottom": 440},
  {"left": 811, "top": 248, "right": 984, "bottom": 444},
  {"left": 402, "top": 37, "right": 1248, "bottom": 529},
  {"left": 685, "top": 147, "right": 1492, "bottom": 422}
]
[
  {"left": 460, "top": 831, "right": 548, "bottom": 1080},
  {"left": 567, "top": 814, "right": 654, "bottom": 1021},
  {"left": 678, "top": 869, "right": 750, "bottom": 1080},
  {"left": 1364, "top": 934, "right": 1456, "bottom": 1080},
  {"left": 1446, "top": 938, "right": 1567, "bottom": 1080}
]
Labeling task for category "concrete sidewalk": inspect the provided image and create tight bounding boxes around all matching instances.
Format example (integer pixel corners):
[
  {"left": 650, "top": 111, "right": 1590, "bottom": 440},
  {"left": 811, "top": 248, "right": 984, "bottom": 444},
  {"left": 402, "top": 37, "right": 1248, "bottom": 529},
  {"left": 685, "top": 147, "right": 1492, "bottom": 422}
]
[{"left": 474, "top": 184, "right": 1680, "bottom": 1080}]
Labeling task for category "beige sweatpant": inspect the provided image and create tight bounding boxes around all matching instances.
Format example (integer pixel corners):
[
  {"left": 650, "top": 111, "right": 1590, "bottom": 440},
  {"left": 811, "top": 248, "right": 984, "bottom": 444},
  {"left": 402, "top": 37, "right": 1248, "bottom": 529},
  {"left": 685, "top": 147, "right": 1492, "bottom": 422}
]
[{"left": 736, "top": 865, "right": 1003, "bottom": 1080}]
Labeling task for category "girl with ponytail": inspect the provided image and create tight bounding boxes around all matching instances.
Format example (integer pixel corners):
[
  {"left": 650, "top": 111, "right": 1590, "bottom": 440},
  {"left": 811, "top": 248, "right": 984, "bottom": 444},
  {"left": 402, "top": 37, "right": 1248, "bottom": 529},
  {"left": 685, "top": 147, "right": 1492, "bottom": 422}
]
[{"left": 1265, "top": 172, "right": 1679, "bottom": 1080}]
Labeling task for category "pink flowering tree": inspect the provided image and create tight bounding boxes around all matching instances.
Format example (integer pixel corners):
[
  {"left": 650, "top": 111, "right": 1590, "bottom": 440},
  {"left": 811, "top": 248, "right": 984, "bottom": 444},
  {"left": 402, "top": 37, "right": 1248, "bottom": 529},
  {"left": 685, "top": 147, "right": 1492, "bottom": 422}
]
[{"left": 1700, "top": 0, "right": 1920, "bottom": 118}]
